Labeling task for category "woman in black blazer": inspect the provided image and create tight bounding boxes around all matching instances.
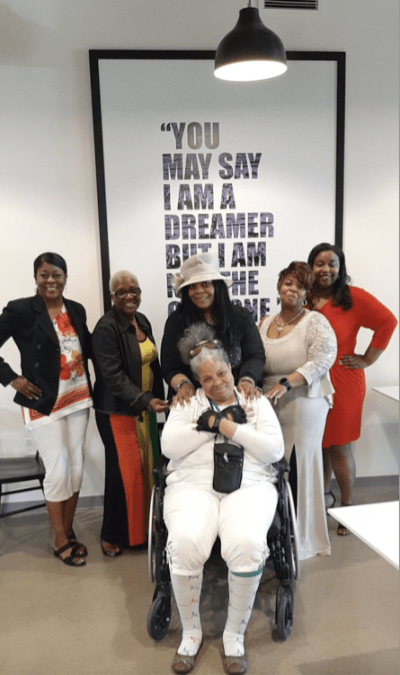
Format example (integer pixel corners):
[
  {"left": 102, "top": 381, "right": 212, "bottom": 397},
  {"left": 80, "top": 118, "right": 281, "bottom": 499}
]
[
  {"left": 92, "top": 270, "right": 168, "bottom": 556},
  {"left": 0, "top": 252, "right": 93, "bottom": 566}
]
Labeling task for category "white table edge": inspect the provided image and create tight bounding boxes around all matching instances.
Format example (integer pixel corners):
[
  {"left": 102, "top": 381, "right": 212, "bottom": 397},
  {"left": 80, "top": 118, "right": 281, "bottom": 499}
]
[
  {"left": 328, "top": 502, "right": 399, "bottom": 570},
  {"left": 372, "top": 385, "right": 399, "bottom": 402}
]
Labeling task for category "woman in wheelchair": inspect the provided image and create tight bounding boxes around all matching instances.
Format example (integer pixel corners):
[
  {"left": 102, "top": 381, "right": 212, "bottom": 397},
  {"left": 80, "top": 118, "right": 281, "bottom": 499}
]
[{"left": 161, "top": 324, "right": 284, "bottom": 675}]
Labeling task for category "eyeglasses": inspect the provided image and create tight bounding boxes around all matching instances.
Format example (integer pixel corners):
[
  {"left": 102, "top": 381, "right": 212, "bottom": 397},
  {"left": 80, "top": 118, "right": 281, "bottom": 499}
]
[
  {"left": 112, "top": 287, "right": 141, "bottom": 299},
  {"left": 189, "top": 340, "right": 223, "bottom": 358}
]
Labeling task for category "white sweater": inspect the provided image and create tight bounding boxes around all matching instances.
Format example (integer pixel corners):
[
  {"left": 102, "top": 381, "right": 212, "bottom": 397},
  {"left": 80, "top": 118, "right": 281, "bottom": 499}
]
[{"left": 162, "top": 388, "right": 284, "bottom": 487}]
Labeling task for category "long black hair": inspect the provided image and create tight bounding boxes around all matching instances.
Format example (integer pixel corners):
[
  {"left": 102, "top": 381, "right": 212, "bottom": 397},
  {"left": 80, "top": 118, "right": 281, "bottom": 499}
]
[
  {"left": 178, "top": 279, "right": 247, "bottom": 352},
  {"left": 33, "top": 252, "right": 68, "bottom": 276},
  {"left": 307, "top": 243, "right": 352, "bottom": 310}
]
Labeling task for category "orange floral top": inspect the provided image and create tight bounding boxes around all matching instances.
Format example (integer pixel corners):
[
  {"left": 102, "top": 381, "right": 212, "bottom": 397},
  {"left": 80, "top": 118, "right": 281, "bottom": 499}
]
[{"left": 23, "top": 306, "right": 92, "bottom": 429}]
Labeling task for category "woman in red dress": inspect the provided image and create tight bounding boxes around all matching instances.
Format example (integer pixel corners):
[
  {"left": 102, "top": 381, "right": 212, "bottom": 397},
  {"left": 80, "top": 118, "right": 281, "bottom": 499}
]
[{"left": 307, "top": 243, "right": 397, "bottom": 534}]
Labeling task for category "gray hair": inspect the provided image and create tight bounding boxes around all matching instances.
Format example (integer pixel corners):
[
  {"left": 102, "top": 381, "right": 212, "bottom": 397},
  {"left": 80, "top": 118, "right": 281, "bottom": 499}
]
[
  {"left": 178, "top": 323, "right": 230, "bottom": 378},
  {"left": 109, "top": 270, "right": 138, "bottom": 293}
]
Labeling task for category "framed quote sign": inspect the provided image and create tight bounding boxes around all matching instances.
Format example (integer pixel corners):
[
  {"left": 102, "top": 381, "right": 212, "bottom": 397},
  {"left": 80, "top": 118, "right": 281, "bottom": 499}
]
[{"left": 90, "top": 50, "right": 345, "bottom": 346}]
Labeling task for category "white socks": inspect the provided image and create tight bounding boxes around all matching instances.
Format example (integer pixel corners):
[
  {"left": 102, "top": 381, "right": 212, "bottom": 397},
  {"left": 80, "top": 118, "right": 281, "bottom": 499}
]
[
  {"left": 171, "top": 572, "right": 203, "bottom": 657},
  {"left": 223, "top": 570, "right": 263, "bottom": 657}
]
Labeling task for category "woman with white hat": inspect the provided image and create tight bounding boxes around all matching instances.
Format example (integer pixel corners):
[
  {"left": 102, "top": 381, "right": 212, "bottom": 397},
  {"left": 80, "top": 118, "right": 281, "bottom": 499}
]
[{"left": 161, "top": 252, "right": 265, "bottom": 403}]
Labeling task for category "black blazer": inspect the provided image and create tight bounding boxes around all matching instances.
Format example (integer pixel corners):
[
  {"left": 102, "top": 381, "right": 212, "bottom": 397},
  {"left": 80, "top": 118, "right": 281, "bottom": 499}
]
[
  {"left": 92, "top": 306, "right": 165, "bottom": 417},
  {"left": 0, "top": 294, "right": 93, "bottom": 416}
]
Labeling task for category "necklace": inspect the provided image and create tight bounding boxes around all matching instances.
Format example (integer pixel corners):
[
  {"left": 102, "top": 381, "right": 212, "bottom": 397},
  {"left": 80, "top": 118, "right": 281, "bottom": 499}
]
[{"left": 276, "top": 308, "right": 304, "bottom": 333}]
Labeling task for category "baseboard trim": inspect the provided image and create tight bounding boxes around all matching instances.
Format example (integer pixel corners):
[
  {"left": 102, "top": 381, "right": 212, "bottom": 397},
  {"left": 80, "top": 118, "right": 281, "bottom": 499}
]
[
  {"left": 1, "top": 476, "right": 398, "bottom": 515},
  {"left": 0, "top": 495, "right": 104, "bottom": 516},
  {"left": 333, "top": 475, "right": 399, "bottom": 489}
]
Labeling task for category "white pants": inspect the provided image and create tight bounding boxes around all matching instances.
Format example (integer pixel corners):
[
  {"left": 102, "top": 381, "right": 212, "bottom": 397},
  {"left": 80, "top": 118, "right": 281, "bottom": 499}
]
[
  {"left": 273, "top": 389, "right": 331, "bottom": 560},
  {"left": 164, "top": 481, "right": 278, "bottom": 576},
  {"left": 28, "top": 409, "right": 90, "bottom": 502}
]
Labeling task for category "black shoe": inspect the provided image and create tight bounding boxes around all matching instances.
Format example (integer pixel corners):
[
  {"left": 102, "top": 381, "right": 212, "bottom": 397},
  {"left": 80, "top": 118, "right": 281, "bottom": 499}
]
[{"left": 53, "top": 542, "right": 86, "bottom": 567}]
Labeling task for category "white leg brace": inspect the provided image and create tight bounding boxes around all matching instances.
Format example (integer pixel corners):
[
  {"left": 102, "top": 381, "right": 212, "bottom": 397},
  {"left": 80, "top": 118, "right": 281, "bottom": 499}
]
[
  {"left": 171, "top": 572, "right": 203, "bottom": 657},
  {"left": 223, "top": 569, "right": 263, "bottom": 657}
]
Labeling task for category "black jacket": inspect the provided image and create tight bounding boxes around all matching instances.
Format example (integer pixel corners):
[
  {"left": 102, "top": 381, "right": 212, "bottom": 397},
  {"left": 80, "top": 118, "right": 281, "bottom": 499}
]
[
  {"left": 0, "top": 295, "right": 93, "bottom": 416},
  {"left": 92, "top": 306, "right": 165, "bottom": 417}
]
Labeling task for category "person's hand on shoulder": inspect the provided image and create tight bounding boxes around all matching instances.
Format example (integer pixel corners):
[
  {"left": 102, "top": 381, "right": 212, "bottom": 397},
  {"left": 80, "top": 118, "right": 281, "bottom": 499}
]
[
  {"left": 237, "top": 377, "right": 257, "bottom": 401},
  {"left": 171, "top": 377, "right": 196, "bottom": 406}
]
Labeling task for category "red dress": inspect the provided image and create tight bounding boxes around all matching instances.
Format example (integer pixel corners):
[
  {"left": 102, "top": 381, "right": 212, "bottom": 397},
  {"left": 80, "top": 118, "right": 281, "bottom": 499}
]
[{"left": 315, "top": 287, "right": 397, "bottom": 446}]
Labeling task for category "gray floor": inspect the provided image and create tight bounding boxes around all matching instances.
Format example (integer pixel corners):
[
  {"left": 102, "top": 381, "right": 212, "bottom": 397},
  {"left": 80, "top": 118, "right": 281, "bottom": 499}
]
[{"left": 0, "top": 482, "right": 398, "bottom": 675}]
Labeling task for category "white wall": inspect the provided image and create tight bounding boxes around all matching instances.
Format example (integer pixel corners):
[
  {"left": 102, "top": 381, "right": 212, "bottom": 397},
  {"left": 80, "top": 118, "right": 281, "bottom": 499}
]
[{"left": 0, "top": 0, "right": 398, "bottom": 503}]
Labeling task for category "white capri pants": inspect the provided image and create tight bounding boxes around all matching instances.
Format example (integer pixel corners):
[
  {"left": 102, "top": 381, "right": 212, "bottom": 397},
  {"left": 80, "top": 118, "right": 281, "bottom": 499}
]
[
  {"left": 28, "top": 409, "right": 90, "bottom": 502},
  {"left": 164, "top": 480, "right": 278, "bottom": 576}
]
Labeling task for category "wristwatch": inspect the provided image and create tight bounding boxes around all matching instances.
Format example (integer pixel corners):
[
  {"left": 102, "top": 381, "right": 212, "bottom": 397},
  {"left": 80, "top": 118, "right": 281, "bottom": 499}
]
[
  {"left": 279, "top": 377, "right": 291, "bottom": 391},
  {"left": 176, "top": 378, "right": 194, "bottom": 392}
]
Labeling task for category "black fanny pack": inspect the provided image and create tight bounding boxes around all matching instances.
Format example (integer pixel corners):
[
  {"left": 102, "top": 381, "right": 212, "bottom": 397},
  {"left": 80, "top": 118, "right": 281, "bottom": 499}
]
[{"left": 213, "top": 441, "right": 244, "bottom": 494}]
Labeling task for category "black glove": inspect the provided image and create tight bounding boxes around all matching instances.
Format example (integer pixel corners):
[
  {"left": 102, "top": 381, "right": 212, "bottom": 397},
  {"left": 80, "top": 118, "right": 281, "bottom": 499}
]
[
  {"left": 220, "top": 405, "right": 247, "bottom": 425},
  {"left": 196, "top": 410, "right": 221, "bottom": 433}
]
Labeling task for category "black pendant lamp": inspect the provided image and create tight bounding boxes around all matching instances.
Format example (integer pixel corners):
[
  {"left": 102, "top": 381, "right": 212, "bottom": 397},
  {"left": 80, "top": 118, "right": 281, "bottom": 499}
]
[{"left": 214, "top": 2, "right": 287, "bottom": 82}]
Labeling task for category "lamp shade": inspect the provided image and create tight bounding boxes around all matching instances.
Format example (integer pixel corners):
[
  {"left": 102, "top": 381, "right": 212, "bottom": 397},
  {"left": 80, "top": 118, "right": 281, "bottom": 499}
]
[{"left": 214, "top": 7, "right": 287, "bottom": 82}]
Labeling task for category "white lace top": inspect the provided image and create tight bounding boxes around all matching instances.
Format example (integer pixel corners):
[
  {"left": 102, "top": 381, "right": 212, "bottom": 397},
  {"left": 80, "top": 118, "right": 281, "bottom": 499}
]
[{"left": 259, "top": 310, "right": 337, "bottom": 400}]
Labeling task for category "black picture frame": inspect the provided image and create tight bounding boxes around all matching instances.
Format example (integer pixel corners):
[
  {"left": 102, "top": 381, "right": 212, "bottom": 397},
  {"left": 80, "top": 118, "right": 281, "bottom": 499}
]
[{"left": 89, "top": 49, "right": 345, "bottom": 312}]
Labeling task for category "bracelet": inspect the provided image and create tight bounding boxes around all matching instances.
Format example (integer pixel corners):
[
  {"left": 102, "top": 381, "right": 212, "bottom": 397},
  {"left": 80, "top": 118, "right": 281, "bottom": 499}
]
[
  {"left": 175, "top": 378, "right": 194, "bottom": 392},
  {"left": 238, "top": 376, "right": 255, "bottom": 386}
]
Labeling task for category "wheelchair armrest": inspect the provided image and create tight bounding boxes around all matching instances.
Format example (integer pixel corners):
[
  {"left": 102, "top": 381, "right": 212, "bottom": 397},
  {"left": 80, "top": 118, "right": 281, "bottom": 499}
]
[
  {"left": 153, "top": 454, "right": 169, "bottom": 477},
  {"left": 273, "top": 457, "right": 289, "bottom": 475}
]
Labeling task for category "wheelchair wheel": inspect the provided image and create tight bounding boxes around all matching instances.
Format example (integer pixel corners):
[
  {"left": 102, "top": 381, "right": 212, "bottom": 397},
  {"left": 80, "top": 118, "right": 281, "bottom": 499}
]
[
  {"left": 148, "top": 486, "right": 160, "bottom": 583},
  {"left": 276, "top": 589, "right": 293, "bottom": 640},
  {"left": 146, "top": 594, "right": 172, "bottom": 641},
  {"left": 285, "top": 479, "right": 300, "bottom": 581}
]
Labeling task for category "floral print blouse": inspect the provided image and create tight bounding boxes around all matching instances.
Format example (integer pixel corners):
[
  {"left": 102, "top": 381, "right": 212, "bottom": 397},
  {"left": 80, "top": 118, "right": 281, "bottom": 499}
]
[{"left": 23, "top": 306, "right": 92, "bottom": 428}]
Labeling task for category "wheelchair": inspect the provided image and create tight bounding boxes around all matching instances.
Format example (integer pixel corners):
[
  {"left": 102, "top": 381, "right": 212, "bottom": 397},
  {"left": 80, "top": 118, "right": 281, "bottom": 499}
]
[{"left": 147, "top": 455, "right": 299, "bottom": 643}]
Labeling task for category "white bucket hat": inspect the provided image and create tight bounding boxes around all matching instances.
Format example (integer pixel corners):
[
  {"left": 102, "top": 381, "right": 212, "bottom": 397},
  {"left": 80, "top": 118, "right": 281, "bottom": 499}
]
[{"left": 171, "top": 252, "right": 233, "bottom": 297}]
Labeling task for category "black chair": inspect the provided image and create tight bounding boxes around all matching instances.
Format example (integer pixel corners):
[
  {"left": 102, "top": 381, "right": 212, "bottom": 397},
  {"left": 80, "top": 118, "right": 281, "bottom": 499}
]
[{"left": 0, "top": 451, "right": 46, "bottom": 518}]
